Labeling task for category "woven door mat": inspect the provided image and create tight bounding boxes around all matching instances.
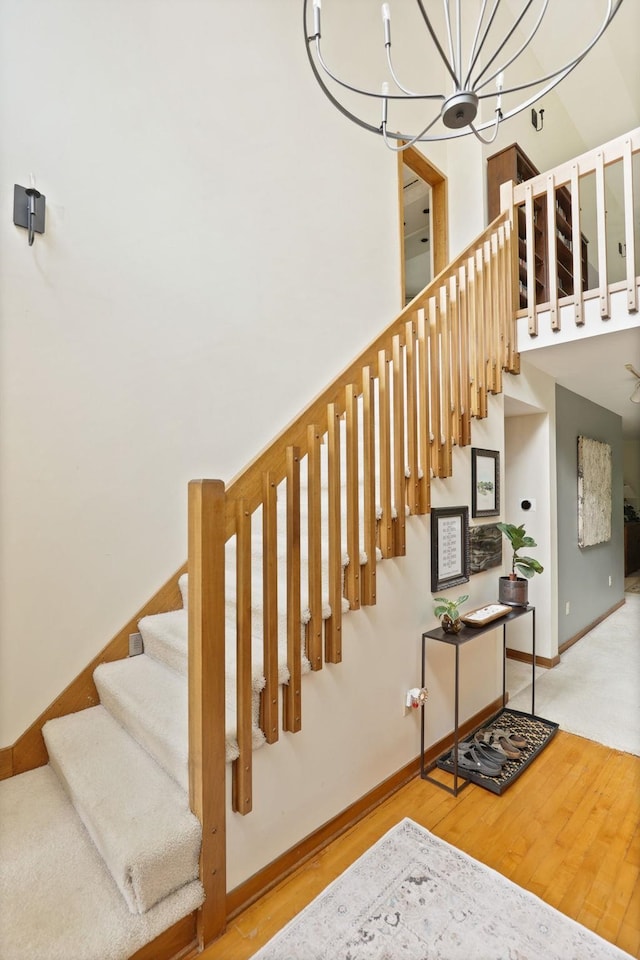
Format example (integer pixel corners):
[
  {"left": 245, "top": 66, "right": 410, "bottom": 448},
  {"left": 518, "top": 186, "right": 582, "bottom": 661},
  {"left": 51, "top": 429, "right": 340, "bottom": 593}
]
[{"left": 436, "top": 708, "right": 559, "bottom": 795}]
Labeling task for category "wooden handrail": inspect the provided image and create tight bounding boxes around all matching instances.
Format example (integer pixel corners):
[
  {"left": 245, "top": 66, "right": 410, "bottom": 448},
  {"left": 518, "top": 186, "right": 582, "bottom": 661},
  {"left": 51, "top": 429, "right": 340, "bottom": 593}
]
[
  {"left": 188, "top": 208, "right": 516, "bottom": 947},
  {"left": 219, "top": 212, "right": 510, "bottom": 535}
]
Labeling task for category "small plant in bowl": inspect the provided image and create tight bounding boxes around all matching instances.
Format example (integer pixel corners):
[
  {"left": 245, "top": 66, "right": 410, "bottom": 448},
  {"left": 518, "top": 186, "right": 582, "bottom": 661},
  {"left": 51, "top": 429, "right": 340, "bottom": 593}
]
[
  {"left": 433, "top": 594, "right": 469, "bottom": 634},
  {"left": 496, "top": 522, "right": 543, "bottom": 605}
]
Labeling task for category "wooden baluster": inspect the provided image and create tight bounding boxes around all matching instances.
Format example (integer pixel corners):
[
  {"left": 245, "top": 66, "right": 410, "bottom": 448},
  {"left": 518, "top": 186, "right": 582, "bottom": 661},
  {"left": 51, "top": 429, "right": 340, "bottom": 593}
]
[
  {"left": 392, "top": 334, "right": 406, "bottom": 555},
  {"left": 500, "top": 222, "right": 514, "bottom": 373},
  {"left": 483, "top": 239, "right": 496, "bottom": 395},
  {"left": 504, "top": 216, "right": 521, "bottom": 375},
  {"left": 447, "top": 274, "right": 460, "bottom": 446},
  {"left": 474, "top": 250, "right": 488, "bottom": 420},
  {"left": 458, "top": 264, "right": 472, "bottom": 447},
  {"left": 622, "top": 139, "right": 637, "bottom": 313},
  {"left": 361, "top": 368, "right": 377, "bottom": 604},
  {"left": 595, "top": 151, "right": 610, "bottom": 319},
  {"left": 345, "top": 384, "right": 361, "bottom": 608},
  {"left": 546, "top": 174, "right": 559, "bottom": 330},
  {"left": 428, "top": 295, "right": 445, "bottom": 477},
  {"left": 325, "top": 406, "right": 343, "bottom": 662},
  {"left": 283, "top": 447, "right": 302, "bottom": 731},
  {"left": 378, "top": 349, "right": 393, "bottom": 557},
  {"left": 188, "top": 479, "right": 227, "bottom": 947},
  {"left": 467, "top": 256, "right": 480, "bottom": 419},
  {"left": 439, "top": 285, "right": 453, "bottom": 476},
  {"left": 261, "top": 473, "right": 279, "bottom": 741},
  {"left": 570, "top": 164, "right": 584, "bottom": 326},
  {"left": 491, "top": 232, "right": 503, "bottom": 394},
  {"left": 306, "top": 425, "right": 323, "bottom": 671},
  {"left": 404, "top": 318, "right": 420, "bottom": 514},
  {"left": 416, "top": 309, "right": 431, "bottom": 513},
  {"left": 233, "top": 499, "right": 253, "bottom": 815},
  {"left": 524, "top": 185, "right": 537, "bottom": 335}
]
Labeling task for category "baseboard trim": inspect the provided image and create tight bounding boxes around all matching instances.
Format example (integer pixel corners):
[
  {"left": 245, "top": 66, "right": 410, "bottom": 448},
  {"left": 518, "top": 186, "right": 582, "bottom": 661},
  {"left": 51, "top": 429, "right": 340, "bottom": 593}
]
[
  {"left": 129, "top": 912, "right": 197, "bottom": 960},
  {"left": 5, "top": 568, "right": 186, "bottom": 777},
  {"left": 558, "top": 599, "right": 625, "bottom": 656},
  {"left": 225, "top": 694, "right": 504, "bottom": 922},
  {"left": 0, "top": 747, "right": 12, "bottom": 781},
  {"left": 506, "top": 648, "right": 560, "bottom": 669}
]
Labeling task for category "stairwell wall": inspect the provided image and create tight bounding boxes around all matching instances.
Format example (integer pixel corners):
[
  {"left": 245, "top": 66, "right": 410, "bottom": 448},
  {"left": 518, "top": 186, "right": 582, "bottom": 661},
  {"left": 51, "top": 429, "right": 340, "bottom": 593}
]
[
  {"left": 0, "top": 2, "right": 490, "bottom": 747},
  {"left": 226, "top": 395, "right": 507, "bottom": 890}
]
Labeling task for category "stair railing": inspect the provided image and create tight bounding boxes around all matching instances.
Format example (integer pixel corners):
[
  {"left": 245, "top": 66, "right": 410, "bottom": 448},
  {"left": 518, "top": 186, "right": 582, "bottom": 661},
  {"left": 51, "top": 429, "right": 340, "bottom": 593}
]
[
  {"left": 187, "top": 210, "right": 517, "bottom": 945},
  {"left": 500, "top": 127, "right": 640, "bottom": 336}
]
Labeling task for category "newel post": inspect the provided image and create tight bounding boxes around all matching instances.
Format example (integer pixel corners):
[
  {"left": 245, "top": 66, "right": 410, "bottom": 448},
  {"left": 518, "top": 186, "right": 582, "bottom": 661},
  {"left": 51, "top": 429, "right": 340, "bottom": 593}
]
[{"left": 188, "top": 479, "right": 227, "bottom": 948}]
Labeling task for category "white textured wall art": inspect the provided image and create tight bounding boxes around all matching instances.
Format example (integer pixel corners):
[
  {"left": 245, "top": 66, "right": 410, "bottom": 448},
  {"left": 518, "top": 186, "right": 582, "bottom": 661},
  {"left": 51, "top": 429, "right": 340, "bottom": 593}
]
[{"left": 577, "top": 436, "right": 612, "bottom": 547}]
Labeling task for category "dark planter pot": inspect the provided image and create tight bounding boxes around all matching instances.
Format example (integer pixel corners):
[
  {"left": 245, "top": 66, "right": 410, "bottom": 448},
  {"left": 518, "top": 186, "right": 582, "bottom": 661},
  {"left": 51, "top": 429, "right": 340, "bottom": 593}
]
[
  {"left": 499, "top": 575, "right": 529, "bottom": 607},
  {"left": 441, "top": 614, "right": 463, "bottom": 634}
]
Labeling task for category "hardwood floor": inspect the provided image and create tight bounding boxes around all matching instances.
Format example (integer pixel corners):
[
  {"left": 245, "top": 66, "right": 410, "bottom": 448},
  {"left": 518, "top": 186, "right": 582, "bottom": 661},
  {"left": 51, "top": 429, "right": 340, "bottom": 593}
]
[{"left": 201, "top": 731, "right": 640, "bottom": 959}]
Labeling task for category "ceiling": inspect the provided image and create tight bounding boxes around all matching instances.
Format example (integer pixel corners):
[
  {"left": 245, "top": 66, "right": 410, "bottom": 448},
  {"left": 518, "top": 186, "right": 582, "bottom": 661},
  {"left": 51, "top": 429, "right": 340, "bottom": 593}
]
[{"left": 500, "top": 0, "right": 640, "bottom": 439}]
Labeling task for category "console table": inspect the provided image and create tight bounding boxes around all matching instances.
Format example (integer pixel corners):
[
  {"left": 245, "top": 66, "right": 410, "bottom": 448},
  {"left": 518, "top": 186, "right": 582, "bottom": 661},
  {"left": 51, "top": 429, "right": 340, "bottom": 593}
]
[{"left": 420, "top": 605, "right": 536, "bottom": 796}]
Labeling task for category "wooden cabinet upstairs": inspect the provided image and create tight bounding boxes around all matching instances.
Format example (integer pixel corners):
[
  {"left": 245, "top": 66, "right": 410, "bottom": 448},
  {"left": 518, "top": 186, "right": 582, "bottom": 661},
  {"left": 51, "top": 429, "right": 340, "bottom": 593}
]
[{"left": 487, "top": 142, "right": 588, "bottom": 311}]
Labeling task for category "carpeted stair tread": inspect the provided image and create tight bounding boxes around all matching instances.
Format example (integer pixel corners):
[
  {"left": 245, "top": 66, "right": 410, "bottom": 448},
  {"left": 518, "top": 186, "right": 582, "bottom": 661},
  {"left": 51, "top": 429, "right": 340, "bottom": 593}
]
[
  {"left": 0, "top": 765, "right": 204, "bottom": 960},
  {"left": 43, "top": 705, "right": 201, "bottom": 915},
  {"left": 94, "top": 651, "right": 268, "bottom": 771},
  {"left": 139, "top": 608, "right": 187, "bottom": 676},
  {"left": 94, "top": 655, "right": 189, "bottom": 792}
]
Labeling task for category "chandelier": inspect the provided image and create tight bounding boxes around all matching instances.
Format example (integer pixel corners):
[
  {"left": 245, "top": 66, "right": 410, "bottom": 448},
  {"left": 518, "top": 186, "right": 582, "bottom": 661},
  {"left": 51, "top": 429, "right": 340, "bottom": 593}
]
[{"left": 304, "top": 0, "right": 624, "bottom": 150}]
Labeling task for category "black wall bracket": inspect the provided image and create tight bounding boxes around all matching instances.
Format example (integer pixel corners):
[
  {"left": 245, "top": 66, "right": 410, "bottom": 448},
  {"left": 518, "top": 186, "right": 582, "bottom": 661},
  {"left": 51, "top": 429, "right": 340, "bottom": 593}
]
[{"left": 13, "top": 183, "right": 46, "bottom": 246}]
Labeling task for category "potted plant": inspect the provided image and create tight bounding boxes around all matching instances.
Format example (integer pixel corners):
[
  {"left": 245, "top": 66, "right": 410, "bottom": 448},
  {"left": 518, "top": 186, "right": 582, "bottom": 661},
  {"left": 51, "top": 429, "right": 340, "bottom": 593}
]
[
  {"left": 496, "top": 522, "right": 543, "bottom": 606},
  {"left": 433, "top": 594, "right": 469, "bottom": 634}
]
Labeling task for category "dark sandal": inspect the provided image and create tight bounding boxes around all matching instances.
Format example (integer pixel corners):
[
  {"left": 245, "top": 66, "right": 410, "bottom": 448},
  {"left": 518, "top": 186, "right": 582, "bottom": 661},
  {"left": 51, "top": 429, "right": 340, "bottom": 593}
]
[
  {"left": 470, "top": 733, "right": 507, "bottom": 765},
  {"left": 489, "top": 734, "right": 521, "bottom": 759},
  {"left": 456, "top": 744, "right": 503, "bottom": 777},
  {"left": 490, "top": 727, "right": 527, "bottom": 748}
]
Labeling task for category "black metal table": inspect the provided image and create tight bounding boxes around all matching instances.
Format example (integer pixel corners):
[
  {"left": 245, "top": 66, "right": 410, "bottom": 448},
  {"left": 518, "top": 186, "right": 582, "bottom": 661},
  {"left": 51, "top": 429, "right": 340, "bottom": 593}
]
[{"left": 420, "top": 605, "right": 536, "bottom": 796}]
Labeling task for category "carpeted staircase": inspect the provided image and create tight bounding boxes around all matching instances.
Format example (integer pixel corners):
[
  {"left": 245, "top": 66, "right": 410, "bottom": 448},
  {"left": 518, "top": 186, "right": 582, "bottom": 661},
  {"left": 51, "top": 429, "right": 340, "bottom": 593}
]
[
  {"left": 0, "top": 458, "right": 365, "bottom": 959},
  {"left": 0, "top": 578, "right": 208, "bottom": 959}
]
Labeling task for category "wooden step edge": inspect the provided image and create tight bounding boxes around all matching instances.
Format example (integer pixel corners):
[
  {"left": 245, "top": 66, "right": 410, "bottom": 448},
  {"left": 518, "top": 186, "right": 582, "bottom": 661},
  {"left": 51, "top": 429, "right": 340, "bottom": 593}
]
[
  {"left": 225, "top": 694, "right": 504, "bottom": 923},
  {"left": 3, "top": 565, "right": 186, "bottom": 779},
  {"left": 0, "top": 746, "right": 12, "bottom": 780},
  {"left": 129, "top": 912, "right": 198, "bottom": 960}
]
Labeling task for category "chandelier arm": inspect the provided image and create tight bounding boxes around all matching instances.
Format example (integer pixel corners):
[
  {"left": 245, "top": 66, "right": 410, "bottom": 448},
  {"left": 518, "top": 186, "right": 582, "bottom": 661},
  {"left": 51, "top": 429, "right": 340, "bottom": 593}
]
[
  {"left": 382, "top": 112, "right": 443, "bottom": 152},
  {"left": 312, "top": 35, "right": 442, "bottom": 103},
  {"left": 456, "top": 0, "right": 462, "bottom": 83},
  {"left": 414, "top": 0, "right": 460, "bottom": 89},
  {"left": 463, "top": 0, "right": 502, "bottom": 91},
  {"left": 442, "top": 0, "right": 456, "bottom": 76},
  {"left": 469, "top": 114, "right": 502, "bottom": 146},
  {"left": 471, "top": 0, "right": 540, "bottom": 92},
  {"left": 303, "top": 8, "right": 397, "bottom": 139},
  {"left": 386, "top": 47, "right": 420, "bottom": 96},
  {"left": 465, "top": 0, "right": 491, "bottom": 88},
  {"left": 474, "top": 0, "right": 616, "bottom": 96}
]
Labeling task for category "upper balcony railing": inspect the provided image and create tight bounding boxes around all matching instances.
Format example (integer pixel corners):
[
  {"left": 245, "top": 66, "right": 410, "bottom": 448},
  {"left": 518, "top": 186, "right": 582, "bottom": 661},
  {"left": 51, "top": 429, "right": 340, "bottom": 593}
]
[{"left": 500, "top": 128, "right": 640, "bottom": 337}]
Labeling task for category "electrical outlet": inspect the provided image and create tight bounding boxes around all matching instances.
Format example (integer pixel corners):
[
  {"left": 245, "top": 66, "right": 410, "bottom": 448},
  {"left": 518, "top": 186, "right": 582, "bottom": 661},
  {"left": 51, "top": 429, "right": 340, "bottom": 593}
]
[
  {"left": 608, "top": 575, "right": 612, "bottom": 587},
  {"left": 129, "top": 632, "right": 144, "bottom": 656},
  {"left": 565, "top": 601, "right": 570, "bottom": 616}
]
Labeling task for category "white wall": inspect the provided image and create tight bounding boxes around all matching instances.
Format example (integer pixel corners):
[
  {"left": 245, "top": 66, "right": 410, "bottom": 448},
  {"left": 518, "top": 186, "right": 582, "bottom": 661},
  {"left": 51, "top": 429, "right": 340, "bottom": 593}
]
[
  {"left": 503, "top": 362, "right": 558, "bottom": 660},
  {"left": 0, "top": 2, "right": 491, "bottom": 746}
]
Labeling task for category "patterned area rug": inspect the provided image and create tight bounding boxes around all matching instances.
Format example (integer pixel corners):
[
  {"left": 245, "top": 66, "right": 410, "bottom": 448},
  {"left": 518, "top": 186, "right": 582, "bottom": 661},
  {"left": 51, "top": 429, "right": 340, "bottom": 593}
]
[{"left": 253, "top": 819, "right": 632, "bottom": 960}]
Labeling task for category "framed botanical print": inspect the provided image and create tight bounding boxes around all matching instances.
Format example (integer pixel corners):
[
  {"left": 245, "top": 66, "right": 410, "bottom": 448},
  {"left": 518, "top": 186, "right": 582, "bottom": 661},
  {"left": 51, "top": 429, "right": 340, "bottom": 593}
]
[{"left": 471, "top": 448, "right": 500, "bottom": 518}]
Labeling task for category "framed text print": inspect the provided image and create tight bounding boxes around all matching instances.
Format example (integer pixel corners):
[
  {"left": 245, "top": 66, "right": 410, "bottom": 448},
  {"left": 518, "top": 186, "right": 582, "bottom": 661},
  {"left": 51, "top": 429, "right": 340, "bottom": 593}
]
[{"left": 431, "top": 506, "right": 470, "bottom": 592}]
